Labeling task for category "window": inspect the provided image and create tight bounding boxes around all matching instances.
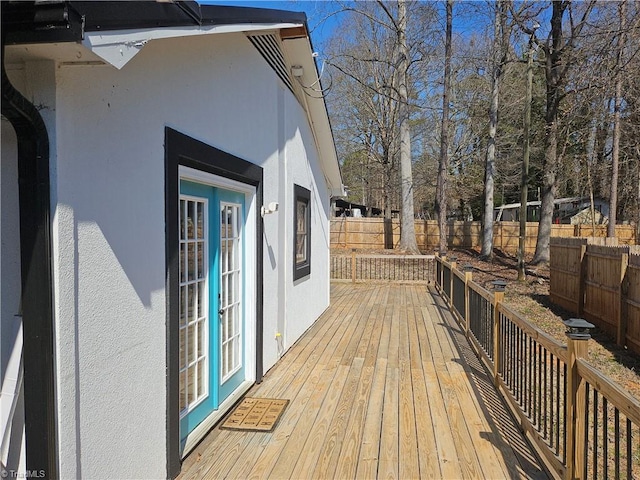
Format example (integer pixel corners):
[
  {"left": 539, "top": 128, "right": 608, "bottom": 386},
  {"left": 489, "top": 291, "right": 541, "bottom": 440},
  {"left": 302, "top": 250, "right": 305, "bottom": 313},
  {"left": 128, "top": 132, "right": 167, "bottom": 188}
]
[{"left": 293, "top": 184, "right": 311, "bottom": 280}]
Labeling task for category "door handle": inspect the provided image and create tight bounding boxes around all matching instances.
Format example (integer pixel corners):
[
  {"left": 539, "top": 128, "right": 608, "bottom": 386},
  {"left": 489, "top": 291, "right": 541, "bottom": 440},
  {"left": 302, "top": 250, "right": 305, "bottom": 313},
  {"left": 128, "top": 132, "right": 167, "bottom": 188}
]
[{"left": 219, "top": 308, "right": 225, "bottom": 315}]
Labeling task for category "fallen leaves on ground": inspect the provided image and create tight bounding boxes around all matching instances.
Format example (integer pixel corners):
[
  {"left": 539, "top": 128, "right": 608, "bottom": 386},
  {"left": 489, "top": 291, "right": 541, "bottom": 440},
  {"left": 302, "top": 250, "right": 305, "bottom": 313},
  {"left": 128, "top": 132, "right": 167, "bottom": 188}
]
[{"left": 449, "top": 248, "right": 640, "bottom": 400}]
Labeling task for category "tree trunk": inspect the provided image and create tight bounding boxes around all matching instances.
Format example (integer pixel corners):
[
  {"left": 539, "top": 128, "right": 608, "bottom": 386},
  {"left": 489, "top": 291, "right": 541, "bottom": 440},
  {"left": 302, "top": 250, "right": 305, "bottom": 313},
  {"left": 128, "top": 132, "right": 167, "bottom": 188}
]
[
  {"left": 587, "top": 120, "right": 597, "bottom": 235},
  {"left": 383, "top": 163, "right": 393, "bottom": 248},
  {"left": 436, "top": 0, "right": 453, "bottom": 255},
  {"left": 533, "top": 0, "right": 566, "bottom": 265},
  {"left": 518, "top": 31, "right": 535, "bottom": 281},
  {"left": 398, "top": 0, "right": 420, "bottom": 253},
  {"left": 609, "top": 0, "right": 626, "bottom": 237},
  {"left": 481, "top": 0, "right": 506, "bottom": 259}
]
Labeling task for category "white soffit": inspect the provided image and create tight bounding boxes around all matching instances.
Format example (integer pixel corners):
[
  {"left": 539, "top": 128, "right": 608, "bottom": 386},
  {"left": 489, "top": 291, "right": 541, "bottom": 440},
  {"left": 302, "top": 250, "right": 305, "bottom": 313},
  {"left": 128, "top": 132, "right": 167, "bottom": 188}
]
[{"left": 83, "top": 22, "right": 303, "bottom": 69}]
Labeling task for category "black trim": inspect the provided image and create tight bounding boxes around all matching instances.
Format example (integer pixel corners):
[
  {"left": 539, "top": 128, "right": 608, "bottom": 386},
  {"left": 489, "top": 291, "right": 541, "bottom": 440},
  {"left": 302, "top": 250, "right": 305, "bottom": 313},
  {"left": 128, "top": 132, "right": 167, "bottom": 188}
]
[
  {"left": 1, "top": 26, "right": 58, "bottom": 479},
  {"left": 4, "top": 1, "right": 307, "bottom": 45},
  {"left": 164, "top": 127, "right": 263, "bottom": 478},
  {"left": 293, "top": 184, "right": 311, "bottom": 281}
]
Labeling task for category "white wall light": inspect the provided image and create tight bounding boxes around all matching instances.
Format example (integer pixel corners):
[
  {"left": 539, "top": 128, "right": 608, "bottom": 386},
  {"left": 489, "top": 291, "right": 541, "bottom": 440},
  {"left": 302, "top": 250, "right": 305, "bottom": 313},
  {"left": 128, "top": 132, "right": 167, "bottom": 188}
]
[{"left": 261, "top": 202, "right": 279, "bottom": 217}]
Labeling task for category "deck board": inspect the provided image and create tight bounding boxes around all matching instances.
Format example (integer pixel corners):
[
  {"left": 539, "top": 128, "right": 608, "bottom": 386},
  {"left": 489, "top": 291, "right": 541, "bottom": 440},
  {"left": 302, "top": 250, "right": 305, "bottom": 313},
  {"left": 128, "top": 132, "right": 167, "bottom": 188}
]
[{"left": 179, "top": 283, "right": 549, "bottom": 480}]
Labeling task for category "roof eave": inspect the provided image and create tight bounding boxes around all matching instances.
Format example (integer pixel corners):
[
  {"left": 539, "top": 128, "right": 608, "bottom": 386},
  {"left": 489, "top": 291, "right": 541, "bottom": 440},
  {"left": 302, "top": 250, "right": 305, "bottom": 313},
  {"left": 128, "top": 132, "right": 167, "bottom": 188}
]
[{"left": 282, "top": 36, "right": 344, "bottom": 197}]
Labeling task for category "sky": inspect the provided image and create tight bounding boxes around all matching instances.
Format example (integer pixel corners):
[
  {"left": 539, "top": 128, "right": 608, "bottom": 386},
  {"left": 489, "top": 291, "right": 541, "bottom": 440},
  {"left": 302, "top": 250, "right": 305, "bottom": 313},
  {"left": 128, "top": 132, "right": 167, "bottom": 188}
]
[
  {"left": 201, "top": 1, "right": 343, "bottom": 52},
  {"left": 201, "top": 1, "right": 499, "bottom": 56}
]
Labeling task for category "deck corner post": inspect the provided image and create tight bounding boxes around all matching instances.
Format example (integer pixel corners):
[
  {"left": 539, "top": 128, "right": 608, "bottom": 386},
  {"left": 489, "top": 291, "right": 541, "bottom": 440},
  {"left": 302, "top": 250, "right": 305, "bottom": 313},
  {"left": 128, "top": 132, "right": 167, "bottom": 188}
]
[
  {"left": 563, "top": 318, "right": 594, "bottom": 480},
  {"left": 491, "top": 280, "right": 506, "bottom": 386}
]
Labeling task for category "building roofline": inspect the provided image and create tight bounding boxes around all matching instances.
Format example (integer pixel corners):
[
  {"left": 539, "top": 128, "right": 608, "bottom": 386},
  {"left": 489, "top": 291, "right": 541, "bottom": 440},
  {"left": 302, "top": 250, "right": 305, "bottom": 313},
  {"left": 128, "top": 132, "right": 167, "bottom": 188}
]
[
  {"left": 3, "top": 0, "right": 344, "bottom": 196},
  {"left": 3, "top": 1, "right": 308, "bottom": 45}
]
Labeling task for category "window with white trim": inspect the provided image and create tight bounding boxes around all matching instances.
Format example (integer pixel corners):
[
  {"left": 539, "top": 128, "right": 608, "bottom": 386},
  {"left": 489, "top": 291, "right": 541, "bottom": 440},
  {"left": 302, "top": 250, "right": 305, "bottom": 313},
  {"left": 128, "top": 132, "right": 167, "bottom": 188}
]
[{"left": 293, "top": 184, "right": 311, "bottom": 280}]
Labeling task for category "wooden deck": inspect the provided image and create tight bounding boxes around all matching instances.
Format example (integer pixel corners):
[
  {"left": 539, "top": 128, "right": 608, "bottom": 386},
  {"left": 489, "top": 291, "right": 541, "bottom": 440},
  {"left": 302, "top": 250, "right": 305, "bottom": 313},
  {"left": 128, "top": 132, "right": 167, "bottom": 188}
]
[{"left": 179, "top": 283, "right": 549, "bottom": 479}]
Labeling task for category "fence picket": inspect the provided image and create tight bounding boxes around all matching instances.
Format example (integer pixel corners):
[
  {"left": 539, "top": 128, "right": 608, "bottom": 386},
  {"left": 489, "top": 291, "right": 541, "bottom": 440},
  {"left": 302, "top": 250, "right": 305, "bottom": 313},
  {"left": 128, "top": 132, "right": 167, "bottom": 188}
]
[{"left": 550, "top": 239, "right": 640, "bottom": 354}]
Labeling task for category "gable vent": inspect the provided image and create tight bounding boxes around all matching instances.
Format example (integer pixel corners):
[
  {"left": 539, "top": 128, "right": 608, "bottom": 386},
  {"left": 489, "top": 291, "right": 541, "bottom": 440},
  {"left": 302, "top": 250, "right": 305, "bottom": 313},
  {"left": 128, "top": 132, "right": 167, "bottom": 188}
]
[{"left": 247, "top": 33, "right": 294, "bottom": 93}]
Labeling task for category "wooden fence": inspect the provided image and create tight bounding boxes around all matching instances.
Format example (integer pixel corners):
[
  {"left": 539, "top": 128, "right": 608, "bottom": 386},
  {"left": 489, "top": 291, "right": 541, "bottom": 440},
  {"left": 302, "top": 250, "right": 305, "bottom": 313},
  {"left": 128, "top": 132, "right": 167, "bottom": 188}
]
[
  {"left": 330, "top": 217, "right": 637, "bottom": 253},
  {"left": 436, "top": 255, "right": 640, "bottom": 480},
  {"left": 549, "top": 237, "right": 640, "bottom": 354}
]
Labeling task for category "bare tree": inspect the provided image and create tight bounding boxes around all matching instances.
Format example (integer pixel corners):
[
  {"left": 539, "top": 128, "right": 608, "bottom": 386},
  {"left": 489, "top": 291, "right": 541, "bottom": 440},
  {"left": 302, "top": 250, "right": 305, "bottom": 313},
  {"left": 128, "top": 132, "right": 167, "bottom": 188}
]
[
  {"left": 436, "top": 0, "right": 453, "bottom": 254},
  {"left": 397, "top": 0, "right": 420, "bottom": 252},
  {"left": 326, "top": 6, "right": 402, "bottom": 220},
  {"left": 326, "top": 1, "right": 439, "bottom": 251},
  {"left": 482, "top": 0, "right": 510, "bottom": 258},
  {"left": 528, "top": 0, "right": 596, "bottom": 264},
  {"left": 608, "top": 0, "right": 626, "bottom": 237}
]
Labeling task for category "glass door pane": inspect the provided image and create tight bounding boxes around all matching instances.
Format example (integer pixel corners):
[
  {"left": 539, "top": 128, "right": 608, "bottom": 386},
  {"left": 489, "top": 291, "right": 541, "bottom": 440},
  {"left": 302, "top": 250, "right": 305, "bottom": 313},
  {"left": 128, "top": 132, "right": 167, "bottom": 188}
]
[
  {"left": 219, "top": 202, "right": 242, "bottom": 382},
  {"left": 179, "top": 197, "right": 209, "bottom": 416}
]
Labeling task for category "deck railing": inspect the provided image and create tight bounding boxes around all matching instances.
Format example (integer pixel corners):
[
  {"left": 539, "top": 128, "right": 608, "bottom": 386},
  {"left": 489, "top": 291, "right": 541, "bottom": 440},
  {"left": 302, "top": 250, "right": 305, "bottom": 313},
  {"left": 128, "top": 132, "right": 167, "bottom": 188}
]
[
  {"left": 435, "top": 255, "right": 640, "bottom": 480},
  {"left": 330, "top": 251, "right": 435, "bottom": 283}
]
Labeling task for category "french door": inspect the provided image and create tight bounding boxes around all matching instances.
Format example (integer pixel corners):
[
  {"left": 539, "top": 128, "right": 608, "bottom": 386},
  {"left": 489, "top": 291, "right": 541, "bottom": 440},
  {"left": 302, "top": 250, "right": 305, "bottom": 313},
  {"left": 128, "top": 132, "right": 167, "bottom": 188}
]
[{"left": 179, "top": 179, "right": 247, "bottom": 449}]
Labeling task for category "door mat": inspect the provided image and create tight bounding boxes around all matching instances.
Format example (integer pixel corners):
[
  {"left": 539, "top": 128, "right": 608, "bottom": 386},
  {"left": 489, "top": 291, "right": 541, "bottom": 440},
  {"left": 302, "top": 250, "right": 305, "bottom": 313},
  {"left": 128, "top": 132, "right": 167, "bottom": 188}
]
[{"left": 219, "top": 397, "right": 289, "bottom": 432}]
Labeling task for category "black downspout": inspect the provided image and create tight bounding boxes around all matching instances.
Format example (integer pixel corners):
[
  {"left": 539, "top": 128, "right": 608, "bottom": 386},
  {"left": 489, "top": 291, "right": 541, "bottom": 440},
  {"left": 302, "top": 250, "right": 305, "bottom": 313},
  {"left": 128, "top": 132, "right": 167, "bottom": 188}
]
[{"left": 1, "top": 32, "right": 58, "bottom": 479}]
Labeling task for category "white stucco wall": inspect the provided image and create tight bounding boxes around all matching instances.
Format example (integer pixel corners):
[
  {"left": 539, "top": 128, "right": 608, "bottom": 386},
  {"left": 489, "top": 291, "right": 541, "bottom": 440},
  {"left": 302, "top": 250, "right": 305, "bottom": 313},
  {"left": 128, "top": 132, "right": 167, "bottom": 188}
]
[
  {"left": 280, "top": 92, "right": 332, "bottom": 346},
  {"left": 5, "top": 29, "right": 332, "bottom": 478}
]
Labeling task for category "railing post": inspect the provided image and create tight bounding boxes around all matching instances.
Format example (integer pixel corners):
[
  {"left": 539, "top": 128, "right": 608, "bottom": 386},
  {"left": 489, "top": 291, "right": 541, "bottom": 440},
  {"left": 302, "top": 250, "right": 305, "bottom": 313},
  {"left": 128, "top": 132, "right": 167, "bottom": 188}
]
[
  {"left": 563, "top": 318, "right": 594, "bottom": 480},
  {"left": 434, "top": 249, "right": 440, "bottom": 289},
  {"left": 463, "top": 264, "right": 473, "bottom": 335},
  {"left": 351, "top": 248, "right": 356, "bottom": 284},
  {"left": 438, "top": 250, "right": 447, "bottom": 293},
  {"left": 492, "top": 280, "right": 507, "bottom": 386},
  {"left": 449, "top": 256, "right": 457, "bottom": 305}
]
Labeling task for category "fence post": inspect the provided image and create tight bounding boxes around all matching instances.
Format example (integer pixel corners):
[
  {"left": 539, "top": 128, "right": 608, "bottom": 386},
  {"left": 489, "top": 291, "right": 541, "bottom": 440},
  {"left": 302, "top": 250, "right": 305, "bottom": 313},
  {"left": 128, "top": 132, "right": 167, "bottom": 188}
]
[
  {"left": 344, "top": 217, "right": 349, "bottom": 248},
  {"left": 617, "top": 250, "right": 629, "bottom": 347},
  {"left": 577, "top": 242, "right": 587, "bottom": 315},
  {"left": 351, "top": 248, "right": 357, "bottom": 284},
  {"left": 492, "top": 280, "right": 507, "bottom": 387},
  {"left": 463, "top": 264, "right": 474, "bottom": 335},
  {"left": 563, "top": 318, "right": 594, "bottom": 480}
]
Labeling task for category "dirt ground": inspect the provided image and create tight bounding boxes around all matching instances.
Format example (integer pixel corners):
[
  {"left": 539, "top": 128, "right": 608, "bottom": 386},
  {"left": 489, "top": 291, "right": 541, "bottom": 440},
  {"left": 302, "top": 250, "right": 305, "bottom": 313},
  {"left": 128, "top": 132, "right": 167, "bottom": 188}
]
[{"left": 447, "top": 248, "right": 640, "bottom": 400}]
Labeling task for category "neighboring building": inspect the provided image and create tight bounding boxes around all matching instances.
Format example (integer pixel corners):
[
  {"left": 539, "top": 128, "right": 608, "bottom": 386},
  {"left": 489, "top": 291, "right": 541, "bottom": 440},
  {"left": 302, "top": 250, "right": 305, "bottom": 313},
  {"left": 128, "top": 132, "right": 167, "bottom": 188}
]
[
  {"left": 494, "top": 197, "right": 609, "bottom": 224},
  {"left": 1, "top": 2, "right": 342, "bottom": 478},
  {"left": 333, "top": 198, "right": 383, "bottom": 217}
]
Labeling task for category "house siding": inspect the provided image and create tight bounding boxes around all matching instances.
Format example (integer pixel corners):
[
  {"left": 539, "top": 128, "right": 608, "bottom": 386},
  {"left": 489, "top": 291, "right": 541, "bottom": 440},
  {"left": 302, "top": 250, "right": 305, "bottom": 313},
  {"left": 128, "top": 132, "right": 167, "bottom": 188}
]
[{"left": 3, "top": 29, "right": 332, "bottom": 478}]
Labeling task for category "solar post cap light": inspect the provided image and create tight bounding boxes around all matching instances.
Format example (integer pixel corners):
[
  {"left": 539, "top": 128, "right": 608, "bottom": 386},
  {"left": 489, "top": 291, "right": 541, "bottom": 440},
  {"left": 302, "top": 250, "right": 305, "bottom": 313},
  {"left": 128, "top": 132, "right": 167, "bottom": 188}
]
[
  {"left": 563, "top": 318, "right": 595, "bottom": 340},
  {"left": 492, "top": 280, "right": 507, "bottom": 292}
]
